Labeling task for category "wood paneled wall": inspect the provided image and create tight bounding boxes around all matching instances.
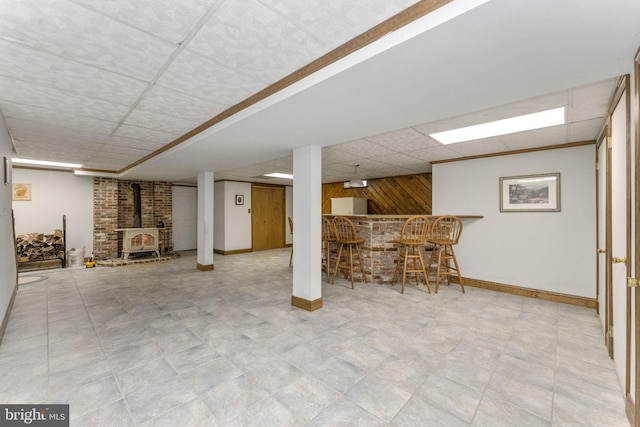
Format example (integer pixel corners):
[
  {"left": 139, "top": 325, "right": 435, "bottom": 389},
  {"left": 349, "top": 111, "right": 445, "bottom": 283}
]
[{"left": 322, "top": 173, "right": 432, "bottom": 215}]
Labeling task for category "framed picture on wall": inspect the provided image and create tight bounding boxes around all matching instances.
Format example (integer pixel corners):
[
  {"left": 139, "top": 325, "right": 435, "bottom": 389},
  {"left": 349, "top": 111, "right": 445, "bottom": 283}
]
[
  {"left": 3, "top": 156, "right": 8, "bottom": 185},
  {"left": 235, "top": 194, "right": 244, "bottom": 205},
  {"left": 12, "top": 183, "right": 32, "bottom": 201},
  {"left": 500, "top": 173, "right": 560, "bottom": 212}
]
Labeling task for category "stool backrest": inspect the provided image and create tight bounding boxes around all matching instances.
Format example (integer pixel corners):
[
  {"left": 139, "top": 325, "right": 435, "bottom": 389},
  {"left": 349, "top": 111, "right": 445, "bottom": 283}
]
[
  {"left": 322, "top": 217, "right": 335, "bottom": 241},
  {"left": 429, "top": 216, "right": 463, "bottom": 245},
  {"left": 401, "top": 215, "right": 431, "bottom": 244},
  {"left": 332, "top": 216, "right": 358, "bottom": 242}
]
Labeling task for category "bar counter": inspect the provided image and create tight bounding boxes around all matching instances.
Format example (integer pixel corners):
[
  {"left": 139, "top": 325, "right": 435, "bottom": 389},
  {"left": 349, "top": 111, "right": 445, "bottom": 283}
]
[{"left": 323, "top": 214, "right": 482, "bottom": 284}]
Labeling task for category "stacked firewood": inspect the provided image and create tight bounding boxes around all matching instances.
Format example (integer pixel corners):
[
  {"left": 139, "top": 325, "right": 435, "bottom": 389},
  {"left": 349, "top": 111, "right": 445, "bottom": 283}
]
[{"left": 16, "top": 229, "right": 65, "bottom": 263}]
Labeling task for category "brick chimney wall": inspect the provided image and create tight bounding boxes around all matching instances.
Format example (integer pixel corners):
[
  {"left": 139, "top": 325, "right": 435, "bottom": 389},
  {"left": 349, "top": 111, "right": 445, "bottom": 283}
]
[
  {"left": 93, "top": 178, "right": 172, "bottom": 259},
  {"left": 93, "top": 177, "right": 118, "bottom": 259}
]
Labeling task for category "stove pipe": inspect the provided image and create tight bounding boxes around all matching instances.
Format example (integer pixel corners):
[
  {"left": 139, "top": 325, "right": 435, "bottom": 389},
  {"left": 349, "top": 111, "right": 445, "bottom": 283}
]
[{"left": 130, "top": 183, "right": 142, "bottom": 228}]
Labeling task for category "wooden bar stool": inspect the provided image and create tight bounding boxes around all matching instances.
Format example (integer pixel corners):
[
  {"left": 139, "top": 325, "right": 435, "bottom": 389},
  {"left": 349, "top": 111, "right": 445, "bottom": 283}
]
[
  {"left": 427, "top": 215, "right": 465, "bottom": 293},
  {"left": 322, "top": 217, "right": 336, "bottom": 282},
  {"left": 391, "top": 215, "right": 431, "bottom": 294},
  {"left": 331, "top": 216, "right": 367, "bottom": 288}
]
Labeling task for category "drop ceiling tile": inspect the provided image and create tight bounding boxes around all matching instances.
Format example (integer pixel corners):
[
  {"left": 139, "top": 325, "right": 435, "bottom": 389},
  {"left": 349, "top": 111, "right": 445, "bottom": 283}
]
[
  {"left": 366, "top": 127, "right": 439, "bottom": 151},
  {"left": 188, "top": 0, "right": 326, "bottom": 83},
  {"left": 125, "top": 108, "right": 201, "bottom": 136},
  {"left": 83, "top": 157, "right": 130, "bottom": 170},
  {"left": 93, "top": 151, "right": 146, "bottom": 162},
  {"left": 15, "top": 139, "right": 106, "bottom": 155},
  {"left": 98, "top": 144, "right": 153, "bottom": 156},
  {"left": 331, "top": 139, "right": 396, "bottom": 157},
  {"left": 412, "top": 90, "right": 569, "bottom": 137},
  {"left": 0, "top": 77, "right": 130, "bottom": 122},
  {"left": 157, "top": 49, "right": 269, "bottom": 106},
  {"left": 322, "top": 173, "right": 348, "bottom": 184},
  {"left": 411, "top": 145, "right": 465, "bottom": 163},
  {"left": 412, "top": 116, "right": 478, "bottom": 136},
  {"left": 136, "top": 85, "right": 228, "bottom": 123},
  {"left": 489, "top": 93, "right": 568, "bottom": 119},
  {"left": 446, "top": 138, "right": 510, "bottom": 157},
  {"left": 71, "top": 0, "right": 216, "bottom": 44},
  {"left": 321, "top": 163, "right": 356, "bottom": 176},
  {"left": 5, "top": 115, "right": 116, "bottom": 140},
  {"left": 409, "top": 163, "right": 433, "bottom": 173},
  {"left": 259, "top": 159, "right": 293, "bottom": 173},
  {"left": 106, "top": 135, "right": 172, "bottom": 152},
  {"left": 353, "top": 158, "right": 396, "bottom": 174},
  {"left": 3, "top": 103, "right": 118, "bottom": 135},
  {"left": 111, "top": 124, "right": 180, "bottom": 145},
  {"left": 0, "top": 39, "right": 147, "bottom": 106},
  {"left": 569, "top": 78, "right": 618, "bottom": 122},
  {"left": 13, "top": 141, "right": 96, "bottom": 164},
  {"left": 499, "top": 125, "right": 568, "bottom": 150},
  {"left": 11, "top": 126, "right": 109, "bottom": 145},
  {"left": 321, "top": 146, "right": 362, "bottom": 164},
  {"left": 0, "top": 0, "right": 175, "bottom": 80},
  {"left": 376, "top": 152, "right": 427, "bottom": 168},
  {"left": 261, "top": 0, "right": 416, "bottom": 49},
  {"left": 82, "top": 153, "right": 141, "bottom": 171},
  {"left": 567, "top": 118, "right": 603, "bottom": 142},
  {"left": 373, "top": 165, "right": 429, "bottom": 179}
]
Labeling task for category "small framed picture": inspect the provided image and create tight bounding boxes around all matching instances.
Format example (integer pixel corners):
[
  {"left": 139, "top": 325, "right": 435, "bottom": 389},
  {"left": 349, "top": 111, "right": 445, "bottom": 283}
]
[
  {"left": 235, "top": 194, "right": 244, "bottom": 205},
  {"left": 3, "top": 156, "right": 8, "bottom": 185},
  {"left": 500, "top": 173, "right": 560, "bottom": 212},
  {"left": 13, "top": 183, "right": 32, "bottom": 201}
]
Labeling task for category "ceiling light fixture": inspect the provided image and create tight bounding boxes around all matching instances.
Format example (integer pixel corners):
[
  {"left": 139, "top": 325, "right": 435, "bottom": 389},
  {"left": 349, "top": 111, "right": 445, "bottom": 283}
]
[
  {"left": 429, "top": 107, "right": 566, "bottom": 145},
  {"left": 12, "top": 158, "right": 83, "bottom": 168},
  {"left": 264, "top": 172, "right": 293, "bottom": 179},
  {"left": 345, "top": 164, "right": 367, "bottom": 188}
]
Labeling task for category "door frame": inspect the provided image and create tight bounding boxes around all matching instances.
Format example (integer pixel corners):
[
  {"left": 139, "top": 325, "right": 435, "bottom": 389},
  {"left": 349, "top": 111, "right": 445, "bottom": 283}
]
[
  {"left": 617, "top": 73, "right": 633, "bottom": 424},
  {"left": 633, "top": 47, "right": 640, "bottom": 427},
  {"left": 608, "top": 74, "right": 633, "bottom": 422}
]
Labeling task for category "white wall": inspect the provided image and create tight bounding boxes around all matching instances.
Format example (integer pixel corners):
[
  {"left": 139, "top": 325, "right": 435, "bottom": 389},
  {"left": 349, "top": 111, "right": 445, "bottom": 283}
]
[
  {"left": 12, "top": 168, "right": 93, "bottom": 255},
  {"left": 214, "top": 181, "right": 225, "bottom": 250},
  {"left": 0, "top": 115, "right": 17, "bottom": 330},
  {"left": 214, "top": 181, "right": 252, "bottom": 252},
  {"left": 433, "top": 145, "right": 596, "bottom": 298}
]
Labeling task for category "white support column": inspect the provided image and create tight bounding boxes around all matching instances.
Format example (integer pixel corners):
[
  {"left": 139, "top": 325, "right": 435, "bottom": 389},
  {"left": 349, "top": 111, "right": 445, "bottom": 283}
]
[
  {"left": 197, "top": 171, "right": 214, "bottom": 271},
  {"left": 291, "top": 145, "right": 322, "bottom": 311}
]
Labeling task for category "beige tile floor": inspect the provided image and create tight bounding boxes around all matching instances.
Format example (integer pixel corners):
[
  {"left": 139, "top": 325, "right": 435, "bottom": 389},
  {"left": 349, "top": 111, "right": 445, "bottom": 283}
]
[{"left": 0, "top": 248, "right": 629, "bottom": 426}]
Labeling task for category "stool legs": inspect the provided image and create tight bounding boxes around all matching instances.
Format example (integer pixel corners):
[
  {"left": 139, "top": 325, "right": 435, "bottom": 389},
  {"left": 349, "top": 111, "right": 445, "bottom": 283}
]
[
  {"left": 322, "top": 240, "right": 333, "bottom": 282},
  {"left": 392, "top": 245, "right": 431, "bottom": 294},
  {"left": 428, "top": 244, "right": 465, "bottom": 293},
  {"left": 332, "top": 242, "right": 367, "bottom": 289}
]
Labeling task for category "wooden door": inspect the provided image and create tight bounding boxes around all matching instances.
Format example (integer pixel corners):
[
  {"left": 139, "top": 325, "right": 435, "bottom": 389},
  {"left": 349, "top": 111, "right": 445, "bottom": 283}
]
[{"left": 251, "top": 185, "right": 285, "bottom": 251}]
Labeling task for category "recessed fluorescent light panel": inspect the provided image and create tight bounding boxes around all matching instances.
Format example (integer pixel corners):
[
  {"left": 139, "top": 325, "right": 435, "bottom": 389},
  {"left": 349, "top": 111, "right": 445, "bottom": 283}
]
[
  {"left": 429, "top": 107, "right": 566, "bottom": 145},
  {"left": 12, "top": 158, "right": 83, "bottom": 168},
  {"left": 264, "top": 172, "right": 293, "bottom": 179}
]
